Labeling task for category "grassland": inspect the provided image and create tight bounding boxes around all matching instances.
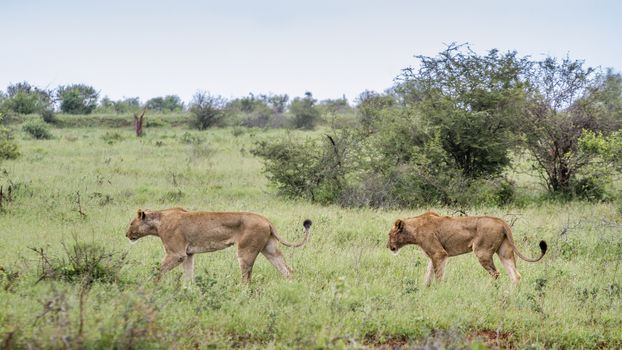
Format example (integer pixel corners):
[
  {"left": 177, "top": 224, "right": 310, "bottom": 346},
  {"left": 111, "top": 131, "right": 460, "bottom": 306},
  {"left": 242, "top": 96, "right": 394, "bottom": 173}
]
[{"left": 1, "top": 122, "right": 621, "bottom": 349}]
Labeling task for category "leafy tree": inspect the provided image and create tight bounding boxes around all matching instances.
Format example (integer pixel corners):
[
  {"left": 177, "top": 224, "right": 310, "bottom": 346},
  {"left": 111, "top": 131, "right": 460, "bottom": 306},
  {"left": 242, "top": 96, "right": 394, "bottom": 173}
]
[
  {"left": 57, "top": 84, "right": 99, "bottom": 114},
  {"left": 290, "top": 92, "right": 320, "bottom": 129},
  {"left": 319, "top": 97, "right": 350, "bottom": 114},
  {"left": 189, "top": 91, "right": 226, "bottom": 130},
  {"left": 580, "top": 129, "right": 622, "bottom": 172},
  {"left": 97, "top": 96, "right": 141, "bottom": 114},
  {"left": 398, "top": 44, "right": 530, "bottom": 178},
  {"left": 260, "top": 94, "right": 289, "bottom": 114},
  {"left": 522, "top": 58, "right": 621, "bottom": 194},
  {"left": 2, "top": 82, "right": 52, "bottom": 114},
  {"left": 114, "top": 97, "right": 141, "bottom": 114},
  {"left": 145, "top": 95, "right": 184, "bottom": 112},
  {"left": 98, "top": 96, "right": 114, "bottom": 112}
]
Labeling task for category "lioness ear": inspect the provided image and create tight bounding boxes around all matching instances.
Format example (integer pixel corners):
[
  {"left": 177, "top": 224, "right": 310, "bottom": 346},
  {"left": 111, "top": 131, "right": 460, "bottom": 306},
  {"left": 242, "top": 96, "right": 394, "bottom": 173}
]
[
  {"left": 144, "top": 211, "right": 161, "bottom": 221},
  {"left": 394, "top": 219, "right": 404, "bottom": 231},
  {"left": 137, "top": 209, "right": 146, "bottom": 220}
]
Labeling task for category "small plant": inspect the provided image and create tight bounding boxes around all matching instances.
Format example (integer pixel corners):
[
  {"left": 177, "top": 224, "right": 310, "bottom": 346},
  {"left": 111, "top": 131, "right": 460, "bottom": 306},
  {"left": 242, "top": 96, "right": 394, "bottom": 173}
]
[
  {"left": 159, "top": 189, "right": 184, "bottom": 203},
  {"left": 101, "top": 131, "right": 124, "bottom": 144},
  {"left": 179, "top": 132, "right": 205, "bottom": 145},
  {"left": 31, "top": 241, "right": 127, "bottom": 284},
  {"left": 40, "top": 108, "right": 57, "bottom": 123},
  {"left": 231, "top": 126, "right": 245, "bottom": 137},
  {"left": 0, "top": 265, "right": 20, "bottom": 292},
  {"left": 22, "top": 118, "right": 52, "bottom": 139}
]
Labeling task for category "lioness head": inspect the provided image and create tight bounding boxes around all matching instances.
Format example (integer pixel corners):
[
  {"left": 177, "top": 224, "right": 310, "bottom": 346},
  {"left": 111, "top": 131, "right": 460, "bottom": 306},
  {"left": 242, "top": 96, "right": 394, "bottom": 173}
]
[
  {"left": 387, "top": 219, "right": 408, "bottom": 253},
  {"left": 126, "top": 209, "right": 161, "bottom": 242}
]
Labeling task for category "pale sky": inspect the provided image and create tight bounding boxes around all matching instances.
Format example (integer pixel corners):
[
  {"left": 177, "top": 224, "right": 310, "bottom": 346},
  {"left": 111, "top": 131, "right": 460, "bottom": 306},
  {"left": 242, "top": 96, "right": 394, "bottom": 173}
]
[{"left": 1, "top": 0, "right": 620, "bottom": 104}]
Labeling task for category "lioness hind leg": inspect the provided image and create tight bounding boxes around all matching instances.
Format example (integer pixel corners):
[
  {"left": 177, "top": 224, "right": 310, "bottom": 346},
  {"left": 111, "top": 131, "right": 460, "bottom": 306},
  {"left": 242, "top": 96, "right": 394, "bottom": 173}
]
[
  {"left": 498, "top": 240, "right": 521, "bottom": 284},
  {"left": 262, "top": 239, "right": 293, "bottom": 278},
  {"left": 474, "top": 249, "right": 500, "bottom": 279}
]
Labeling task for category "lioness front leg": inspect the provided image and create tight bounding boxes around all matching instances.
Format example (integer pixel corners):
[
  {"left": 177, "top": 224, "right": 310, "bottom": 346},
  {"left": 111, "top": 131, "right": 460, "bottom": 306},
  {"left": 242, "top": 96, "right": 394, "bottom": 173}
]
[
  {"left": 237, "top": 248, "right": 260, "bottom": 283},
  {"left": 424, "top": 260, "right": 434, "bottom": 287},
  {"left": 431, "top": 252, "right": 448, "bottom": 284},
  {"left": 156, "top": 253, "right": 186, "bottom": 282},
  {"left": 182, "top": 254, "right": 194, "bottom": 282}
]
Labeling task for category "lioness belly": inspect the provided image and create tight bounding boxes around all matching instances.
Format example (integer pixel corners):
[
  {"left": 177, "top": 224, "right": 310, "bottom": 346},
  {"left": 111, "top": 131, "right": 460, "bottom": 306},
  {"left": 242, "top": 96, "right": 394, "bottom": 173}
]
[
  {"left": 442, "top": 236, "right": 475, "bottom": 256},
  {"left": 187, "top": 240, "right": 235, "bottom": 254}
]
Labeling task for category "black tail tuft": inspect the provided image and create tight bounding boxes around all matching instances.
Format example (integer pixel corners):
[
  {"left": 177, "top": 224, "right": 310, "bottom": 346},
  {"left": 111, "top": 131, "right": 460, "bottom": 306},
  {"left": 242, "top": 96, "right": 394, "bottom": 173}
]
[
  {"left": 303, "top": 219, "right": 312, "bottom": 229},
  {"left": 539, "top": 240, "right": 548, "bottom": 254}
]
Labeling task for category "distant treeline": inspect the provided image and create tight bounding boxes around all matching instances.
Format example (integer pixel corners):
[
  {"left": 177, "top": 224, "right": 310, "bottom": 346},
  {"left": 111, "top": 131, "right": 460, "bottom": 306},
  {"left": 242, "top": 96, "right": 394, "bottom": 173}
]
[
  {"left": 2, "top": 44, "right": 622, "bottom": 208},
  {"left": 0, "top": 81, "right": 354, "bottom": 128}
]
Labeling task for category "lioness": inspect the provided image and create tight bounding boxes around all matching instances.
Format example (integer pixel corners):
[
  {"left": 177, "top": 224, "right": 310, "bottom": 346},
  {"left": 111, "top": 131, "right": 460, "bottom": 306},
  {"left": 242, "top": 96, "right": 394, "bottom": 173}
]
[
  {"left": 387, "top": 212, "right": 547, "bottom": 286},
  {"left": 126, "top": 207, "right": 312, "bottom": 283}
]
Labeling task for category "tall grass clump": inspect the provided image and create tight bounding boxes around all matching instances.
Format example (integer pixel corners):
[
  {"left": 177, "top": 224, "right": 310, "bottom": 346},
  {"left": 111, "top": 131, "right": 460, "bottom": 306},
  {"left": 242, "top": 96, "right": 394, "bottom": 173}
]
[{"left": 31, "top": 241, "right": 127, "bottom": 284}]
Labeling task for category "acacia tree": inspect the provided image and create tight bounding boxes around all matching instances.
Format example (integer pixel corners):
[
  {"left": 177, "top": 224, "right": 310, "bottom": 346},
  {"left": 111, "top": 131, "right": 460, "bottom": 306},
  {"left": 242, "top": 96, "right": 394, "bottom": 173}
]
[
  {"left": 398, "top": 44, "right": 530, "bottom": 178},
  {"left": 189, "top": 91, "right": 226, "bottom": 130},
  {"left": 522, "top": 58, "right": 621, "bottom": 194},
  {"left": 57, "top": 84, "right": 99, "bottom": 114}
]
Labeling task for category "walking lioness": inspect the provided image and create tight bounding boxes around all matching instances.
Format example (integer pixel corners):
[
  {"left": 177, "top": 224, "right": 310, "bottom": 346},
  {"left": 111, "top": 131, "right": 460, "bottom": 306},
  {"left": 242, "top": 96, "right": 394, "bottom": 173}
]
[
  {"left": 387, "top": 212, "right": 547, "bottom": 286},
  {"left": 126, "top": 207, "right": 312, "bottom": 283}
]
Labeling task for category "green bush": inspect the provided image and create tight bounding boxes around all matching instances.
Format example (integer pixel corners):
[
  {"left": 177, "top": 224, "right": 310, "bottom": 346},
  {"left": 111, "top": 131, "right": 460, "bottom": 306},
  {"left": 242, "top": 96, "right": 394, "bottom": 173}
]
[
  {"left": 290, "top": 92, "right": 320, "bottom": 129},
  {"left": 356, "top": 90, "right": 395, "bottom": 131},
  {"left": 0, "top": 114, "right": 19, "bottom": 160},
  {"left": 251, "top": 135, "right": 346, "bottom": 204},
  {"left": 101, "top": 131, "right": 124, "bottom": 144},
  {"left": 22, "top": 118, "right": 52, "bottom": 139},
  {"left": 179, "top": 131, "right": 205, "bottom": 145},
  {"left": 573, "top": 176, "right": 607, "bottom": 202},
  {"left": 189, "top": 91, "right": 226, "bottom": 130},
  {"left": 145, "top": 117, "right": 167, "bottom": 128},
  {"left": 0, "top": 140, "right": 19, "bottom": 160},
  {"left": 252, "top": 116, "right": 518, "bottom": 208}
]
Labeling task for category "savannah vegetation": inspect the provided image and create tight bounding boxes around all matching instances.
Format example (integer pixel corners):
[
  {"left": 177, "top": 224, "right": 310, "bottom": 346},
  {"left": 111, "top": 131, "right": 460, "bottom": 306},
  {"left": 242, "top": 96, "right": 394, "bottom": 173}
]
[{"left": 0, "top": 45, "right": 621, "bottom": 349}]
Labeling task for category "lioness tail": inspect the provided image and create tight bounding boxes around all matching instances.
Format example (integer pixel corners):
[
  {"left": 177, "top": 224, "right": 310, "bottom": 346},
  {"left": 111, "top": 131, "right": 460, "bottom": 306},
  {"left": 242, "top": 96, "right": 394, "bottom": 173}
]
[
  {"left": 503, "top": 224, "right": 547, "bottom": 262},
  {"left": 271, "top": 219, "right": 312, "bottom": 248}
]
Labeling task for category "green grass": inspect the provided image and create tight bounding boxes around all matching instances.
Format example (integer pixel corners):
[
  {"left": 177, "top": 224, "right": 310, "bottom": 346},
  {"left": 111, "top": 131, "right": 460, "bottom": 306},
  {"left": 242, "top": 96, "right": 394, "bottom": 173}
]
[{"left": 0, "top": 125, "right": 621, "bottom": 349}]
